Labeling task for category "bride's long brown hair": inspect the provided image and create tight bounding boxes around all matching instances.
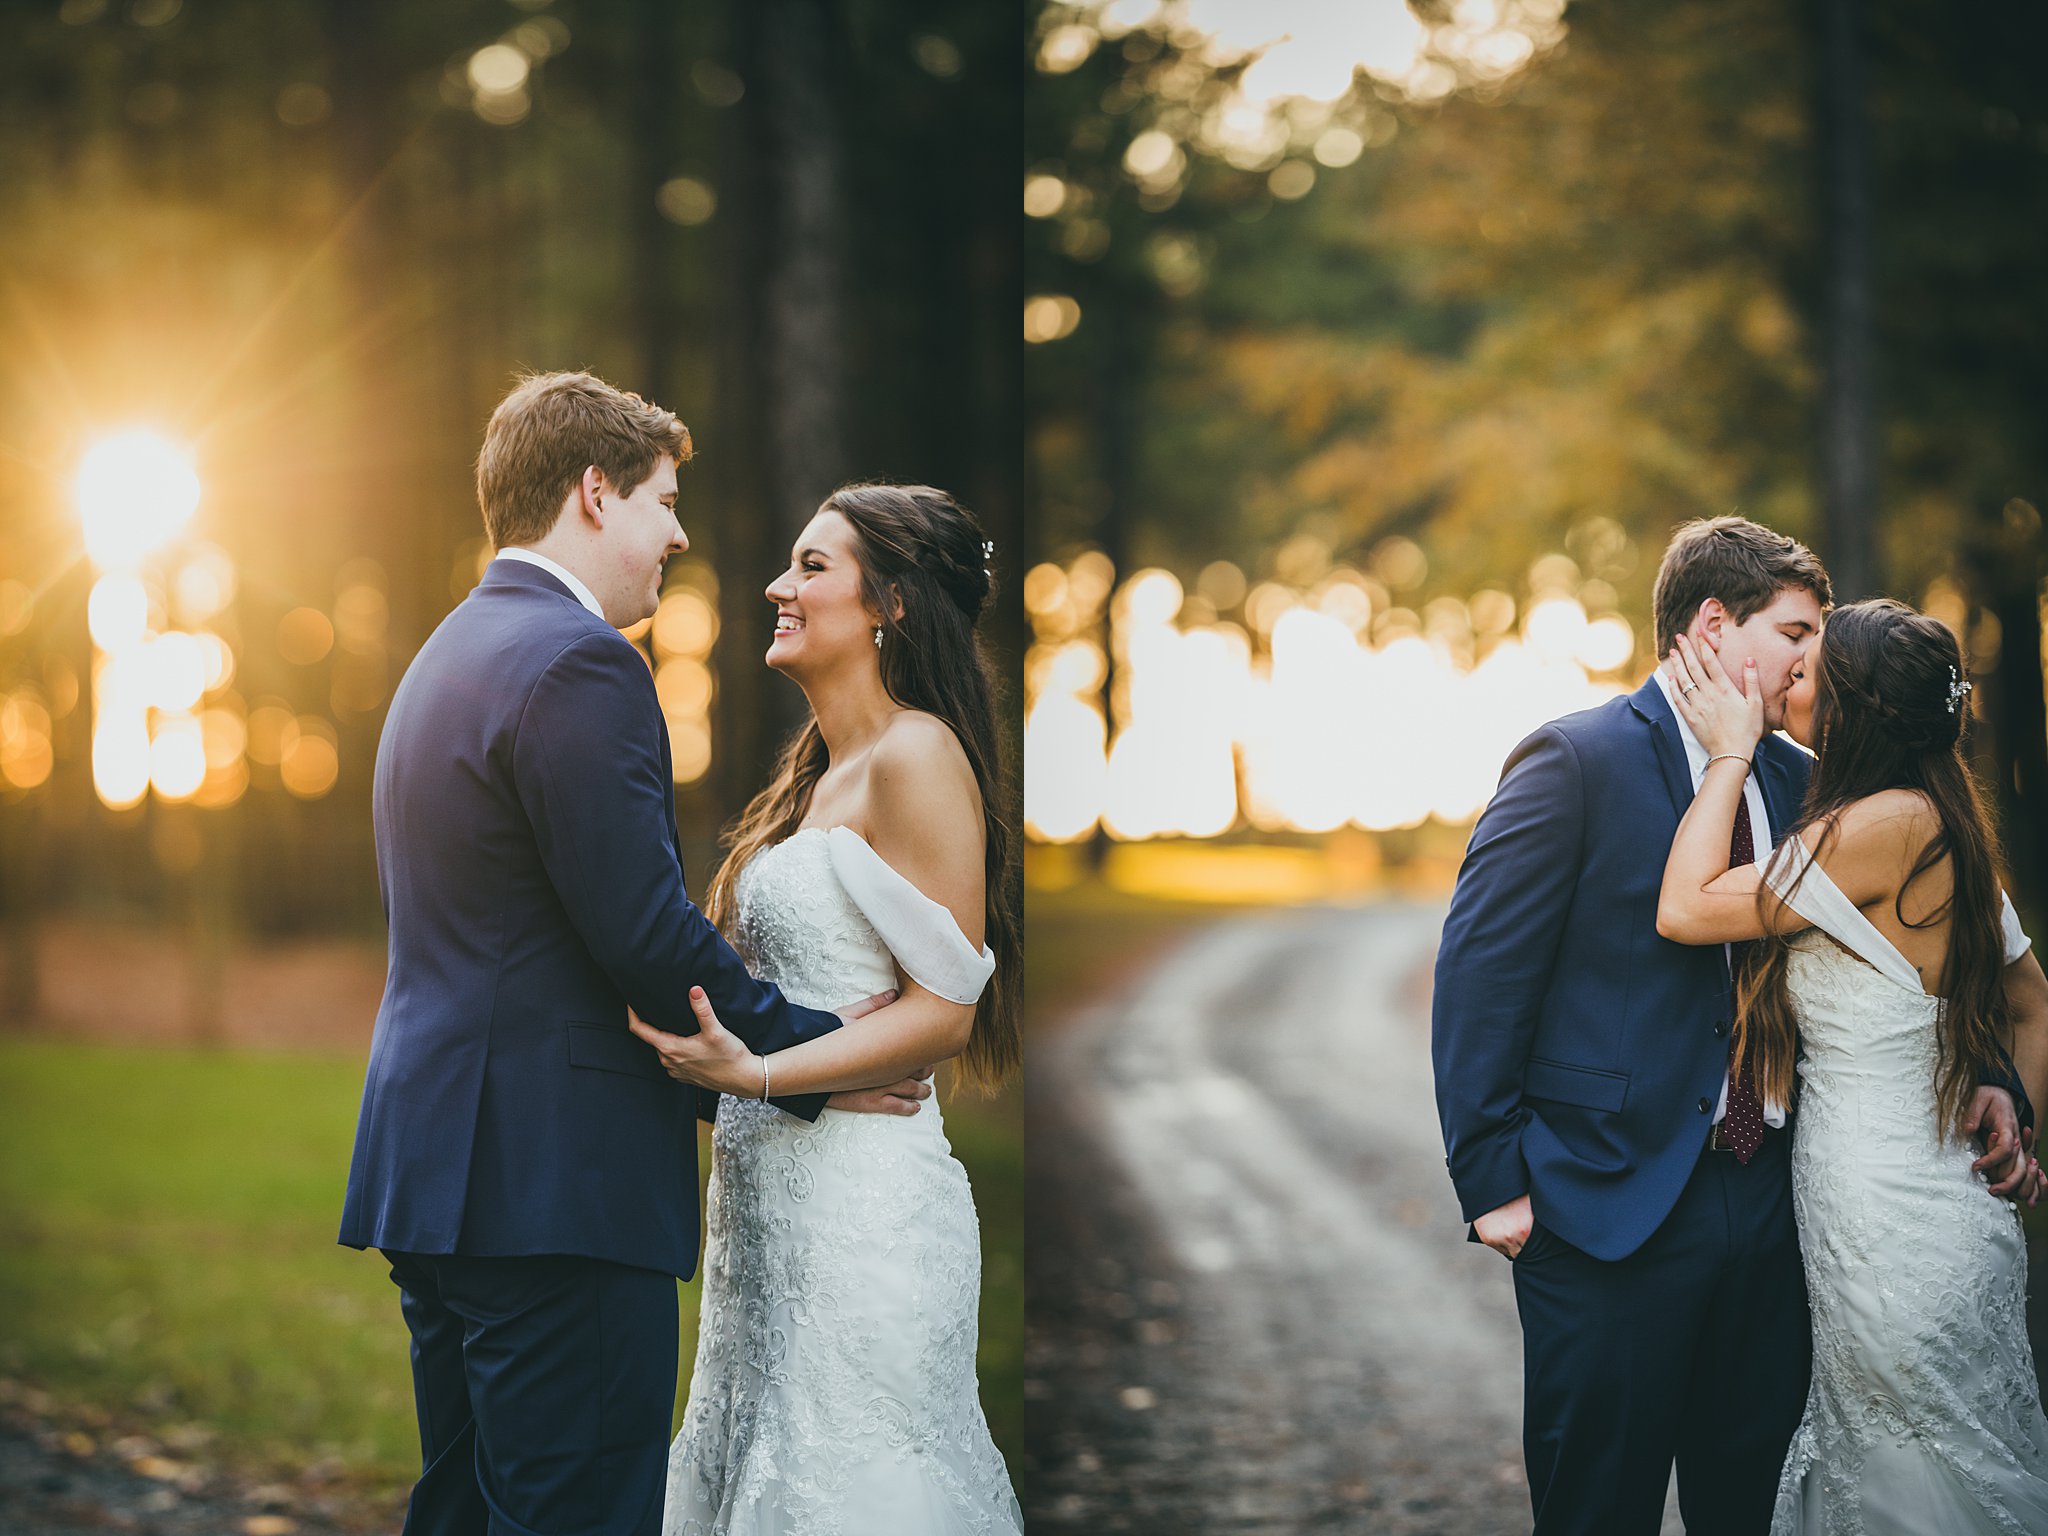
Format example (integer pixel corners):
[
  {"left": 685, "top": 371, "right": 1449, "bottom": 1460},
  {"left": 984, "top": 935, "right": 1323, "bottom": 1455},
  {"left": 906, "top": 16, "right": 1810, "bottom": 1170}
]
[
  {"left": 704, "top": 484, "right": 1021, "bottom": 1091},
  {"left": 1732, "top": 599, "right": 2009, "bottom": 1136}
]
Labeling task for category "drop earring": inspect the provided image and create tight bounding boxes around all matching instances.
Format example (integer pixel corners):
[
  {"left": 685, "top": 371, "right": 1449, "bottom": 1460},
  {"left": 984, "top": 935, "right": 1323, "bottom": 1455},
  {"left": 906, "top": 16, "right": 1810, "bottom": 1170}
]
[{"left": 873, "top": 625, "right": 884, "bottom": 650}]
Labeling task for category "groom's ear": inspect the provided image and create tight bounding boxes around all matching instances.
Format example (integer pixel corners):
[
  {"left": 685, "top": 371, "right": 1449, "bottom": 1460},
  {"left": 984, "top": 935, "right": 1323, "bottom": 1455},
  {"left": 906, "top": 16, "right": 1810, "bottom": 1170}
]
[
  {"left": 577, "top": 464, "right": 607, "bottom": 525},
  {"left": 1695, "top": 598, "right": 1729, "bottom": 647}
]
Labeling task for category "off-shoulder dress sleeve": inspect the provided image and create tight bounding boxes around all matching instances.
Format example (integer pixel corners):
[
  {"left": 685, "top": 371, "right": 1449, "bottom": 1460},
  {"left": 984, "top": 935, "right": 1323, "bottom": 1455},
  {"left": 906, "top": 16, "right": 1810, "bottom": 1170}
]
[
  {"left": 2000, "top": 891, "right": 2032, "bottom": 965},
  {"left": 824, "top": 826, "right": 996, "bottom": 1005},
  {"left": 1762, "top": 840, "right": 1926, "bottom": 994},
  {"left": 1765, "top": 843, "right": 2034, "bottom": 978}
]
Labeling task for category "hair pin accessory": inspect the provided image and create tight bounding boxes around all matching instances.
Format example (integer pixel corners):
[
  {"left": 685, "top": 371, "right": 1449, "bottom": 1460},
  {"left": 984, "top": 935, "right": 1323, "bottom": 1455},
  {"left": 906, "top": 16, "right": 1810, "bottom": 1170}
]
[{"left": 1948, "top": 665, "right": 1972, "bottom": 715}]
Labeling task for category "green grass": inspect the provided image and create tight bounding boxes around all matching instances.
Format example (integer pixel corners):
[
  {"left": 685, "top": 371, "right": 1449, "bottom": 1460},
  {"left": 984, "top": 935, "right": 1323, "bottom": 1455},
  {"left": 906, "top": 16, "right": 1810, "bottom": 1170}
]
[
  {"left": 0, "top": 1039, "right": 1022, "bottom": 1489},
  {"left": 1026, "top": 877, "right": 1253, "bottom": 1026},
  {"left": 941, "top": 1084, "right": 1023, "bottom": 1459}
]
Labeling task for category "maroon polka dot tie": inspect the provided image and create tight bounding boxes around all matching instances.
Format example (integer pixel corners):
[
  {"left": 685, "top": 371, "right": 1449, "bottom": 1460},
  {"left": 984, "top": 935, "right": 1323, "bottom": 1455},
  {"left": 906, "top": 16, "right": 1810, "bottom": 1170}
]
[{"left": 1722, "top": 795, "right": 1765, "bottom": 1163}]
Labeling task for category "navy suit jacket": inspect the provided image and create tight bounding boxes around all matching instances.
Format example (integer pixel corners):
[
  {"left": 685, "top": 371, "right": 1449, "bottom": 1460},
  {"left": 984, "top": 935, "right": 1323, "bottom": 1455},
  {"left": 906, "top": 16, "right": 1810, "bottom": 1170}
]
[
  {"left": 339, "top": 559, "right": 843, "bottom": 1278},
  {"left": 1431, "top": 676, "right": 1813, "bottom": 1262}
]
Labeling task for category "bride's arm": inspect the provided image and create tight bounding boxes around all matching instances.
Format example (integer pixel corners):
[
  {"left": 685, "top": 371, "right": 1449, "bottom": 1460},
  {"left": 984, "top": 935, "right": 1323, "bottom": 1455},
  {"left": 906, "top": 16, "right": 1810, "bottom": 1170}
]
[
  {"left": 635, "top": 716, "right": 988, "bottom": 1098},
  {"left": 1654, "top": 754, "right": 1767, "bottom": 944}
]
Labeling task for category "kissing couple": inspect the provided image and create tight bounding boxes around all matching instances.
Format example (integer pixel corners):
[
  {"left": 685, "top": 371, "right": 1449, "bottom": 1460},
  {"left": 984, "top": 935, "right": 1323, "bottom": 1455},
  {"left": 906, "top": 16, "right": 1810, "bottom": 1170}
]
[
  {"left": 1433, "top": 515, "right": 2048, "bottom": 1534},
  {"left": 339, "top": 371, "right": 1023, "bottom": 1535}
]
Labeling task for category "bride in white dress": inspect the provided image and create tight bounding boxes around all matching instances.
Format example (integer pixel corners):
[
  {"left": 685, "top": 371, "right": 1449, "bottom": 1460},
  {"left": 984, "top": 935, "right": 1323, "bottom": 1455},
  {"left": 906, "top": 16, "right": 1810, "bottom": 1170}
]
[
  {"left": 1657, "top": 601, "right": 2048, "bottom": 1535},
  {"left": 629, "top": 483, "right": 1021, "bottom": 1534}
]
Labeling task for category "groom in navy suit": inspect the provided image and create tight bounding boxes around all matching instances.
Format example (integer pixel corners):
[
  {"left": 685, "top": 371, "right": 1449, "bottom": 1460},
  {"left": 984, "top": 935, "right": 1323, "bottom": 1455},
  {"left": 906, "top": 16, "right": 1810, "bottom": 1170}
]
[
  {"left": 1432, "top": 517, "right": 2032, "bottom": 1534},
  {"left": 341, "top": 372, "right": 928, "bottom": 1536}
]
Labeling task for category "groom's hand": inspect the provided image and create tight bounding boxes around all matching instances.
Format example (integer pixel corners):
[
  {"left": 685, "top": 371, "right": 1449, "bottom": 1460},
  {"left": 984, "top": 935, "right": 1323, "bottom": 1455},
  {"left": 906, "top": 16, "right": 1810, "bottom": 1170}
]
[
  {"left": 838, "top": 989, "right": 898, "bottom": 1023},
  {"left": 828, "top": 1073, "right": 935, "bottom": 1116},
  {"left": 1472, "top": 1193, "right": 1534, "bottom": 1259},
  {"left": 1966, "top": 1086, "right": 2033, "bottom": 1198}
]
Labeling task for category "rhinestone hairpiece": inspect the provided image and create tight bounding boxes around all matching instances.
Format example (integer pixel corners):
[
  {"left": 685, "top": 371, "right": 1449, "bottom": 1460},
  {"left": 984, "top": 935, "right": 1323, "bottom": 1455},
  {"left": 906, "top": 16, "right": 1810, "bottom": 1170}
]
[{"left": 1948, "top": 665, "right": 1973, "bottom": 715}]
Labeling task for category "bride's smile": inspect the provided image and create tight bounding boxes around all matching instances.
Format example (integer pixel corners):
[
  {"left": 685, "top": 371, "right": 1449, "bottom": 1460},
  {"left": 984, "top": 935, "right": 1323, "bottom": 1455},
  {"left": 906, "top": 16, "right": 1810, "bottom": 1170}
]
[{"left": 763, "top": 509, "right": 883, "bottom": 679}]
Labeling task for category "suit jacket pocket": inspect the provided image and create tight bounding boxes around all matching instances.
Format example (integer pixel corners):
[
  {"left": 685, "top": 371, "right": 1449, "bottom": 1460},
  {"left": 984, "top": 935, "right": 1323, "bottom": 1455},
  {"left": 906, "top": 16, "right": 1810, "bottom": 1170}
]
[
  {"left": 566, "top": 1022, "right": 667, "bottom": 1081},
  {"left": 1523, "top": 1057, "right": 1629, "bottom": 1114}
]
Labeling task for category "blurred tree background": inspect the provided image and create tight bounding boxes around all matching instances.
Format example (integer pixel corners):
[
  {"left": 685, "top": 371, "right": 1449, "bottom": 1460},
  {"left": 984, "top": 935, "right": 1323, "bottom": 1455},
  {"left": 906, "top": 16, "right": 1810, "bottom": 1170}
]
[
  {"left": 0, "top": 0, "right": 1023, "bottom": 1506},
  {"left": 1023, "top": 0, "right": 2048, "bottom": 913}
]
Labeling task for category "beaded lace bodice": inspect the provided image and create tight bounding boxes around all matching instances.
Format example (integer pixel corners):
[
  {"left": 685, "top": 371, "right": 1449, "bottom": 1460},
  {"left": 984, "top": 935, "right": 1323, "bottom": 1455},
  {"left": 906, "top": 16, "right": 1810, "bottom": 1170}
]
[{"left": 732, "top": 827, "right": 902, "bottom": 1011}]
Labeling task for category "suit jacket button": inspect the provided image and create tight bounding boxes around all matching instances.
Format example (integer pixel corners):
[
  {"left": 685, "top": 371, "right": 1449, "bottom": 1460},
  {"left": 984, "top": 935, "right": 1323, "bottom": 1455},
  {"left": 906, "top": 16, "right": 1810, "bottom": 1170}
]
[
  {"left": 1697, "top": 1097, "right": 1712, "bottom": 1113},
  {"left": 1713, "top": 1021, "right": 1728, "bottom": 1038}
]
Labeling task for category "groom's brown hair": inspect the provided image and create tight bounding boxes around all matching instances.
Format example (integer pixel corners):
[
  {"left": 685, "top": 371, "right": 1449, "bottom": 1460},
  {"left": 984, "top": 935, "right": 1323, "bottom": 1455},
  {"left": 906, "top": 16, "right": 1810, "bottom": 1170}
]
[
  {"left": 1651, "top": 515, "right": 1831, "bottom": 654},
  {"left": 476, "top": 370, "right": 693, "bottom": 548}
]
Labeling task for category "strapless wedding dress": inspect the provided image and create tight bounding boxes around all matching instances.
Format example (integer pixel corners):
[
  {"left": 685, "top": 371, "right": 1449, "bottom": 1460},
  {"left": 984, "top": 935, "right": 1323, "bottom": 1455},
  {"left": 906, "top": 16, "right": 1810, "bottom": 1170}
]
[
  {"left": 1767, "top": 851, "right": 2048, "bottom": 1535},
  {"left": 662, "top": 826, "right": 1021, "bottom": 1536}
]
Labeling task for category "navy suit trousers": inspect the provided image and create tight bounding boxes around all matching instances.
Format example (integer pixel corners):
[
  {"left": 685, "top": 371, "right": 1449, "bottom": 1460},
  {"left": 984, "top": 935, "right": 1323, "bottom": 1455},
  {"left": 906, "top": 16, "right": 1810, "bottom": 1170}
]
[
  {"left": 384, "top": 1251, "right": 678, "bottom": 1536},
  {"left": 1511, "top": 1133, "right": 1811, "bottom": 1536}
]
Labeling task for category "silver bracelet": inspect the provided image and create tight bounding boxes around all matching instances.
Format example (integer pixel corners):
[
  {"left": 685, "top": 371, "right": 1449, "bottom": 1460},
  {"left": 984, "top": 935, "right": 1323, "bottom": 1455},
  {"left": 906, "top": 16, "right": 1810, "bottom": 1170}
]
[
  {"left": 1704, "top": 752, "right": 1752, "bottom": 774},
  {"left": 759, "top": 1054, "right": 771, "bottom": 1101}
]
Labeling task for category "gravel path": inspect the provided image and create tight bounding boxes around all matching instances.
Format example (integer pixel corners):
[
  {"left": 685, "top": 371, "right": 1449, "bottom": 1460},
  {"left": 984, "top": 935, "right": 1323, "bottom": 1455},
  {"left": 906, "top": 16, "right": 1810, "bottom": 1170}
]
[{"left": 0, "top": 1382, "right": 398, "bottom": 1536}]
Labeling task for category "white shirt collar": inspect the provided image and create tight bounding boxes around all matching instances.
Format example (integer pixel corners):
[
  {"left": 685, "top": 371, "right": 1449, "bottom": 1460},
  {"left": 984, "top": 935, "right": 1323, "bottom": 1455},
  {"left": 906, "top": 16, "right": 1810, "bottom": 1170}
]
[{"left": 494, "top": 547, "right": 605, "bottom": 621}]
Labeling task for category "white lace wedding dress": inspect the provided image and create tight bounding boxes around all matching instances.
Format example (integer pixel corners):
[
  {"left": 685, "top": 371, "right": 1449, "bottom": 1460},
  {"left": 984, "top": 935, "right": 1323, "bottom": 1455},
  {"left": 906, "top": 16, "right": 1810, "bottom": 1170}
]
[
  {"left": 1767, "top": 849, "right": 2048, "bottom": 1534},
  {"left": 662, "top": 826, "right": 1022, "bottom": 1536}
]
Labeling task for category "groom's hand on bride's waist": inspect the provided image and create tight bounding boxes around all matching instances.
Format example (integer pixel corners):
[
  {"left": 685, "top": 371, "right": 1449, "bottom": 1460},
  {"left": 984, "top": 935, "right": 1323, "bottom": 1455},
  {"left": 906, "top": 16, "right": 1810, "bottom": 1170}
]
[
  {"left": 839, "top": 989, "right": 898, "bottom": 1022},
  {"left": 1966, "top": 1086, "right": 2037, "bottom": 1200},
  {"left": 828, "top": 1074, "right": 934, "bottom": 1116}
]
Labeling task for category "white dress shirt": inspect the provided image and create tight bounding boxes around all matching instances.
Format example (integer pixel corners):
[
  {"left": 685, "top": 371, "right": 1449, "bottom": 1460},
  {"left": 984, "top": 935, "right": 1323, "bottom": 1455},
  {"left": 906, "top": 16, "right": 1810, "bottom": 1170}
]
[
  {"left": 1652, "top": 667, "right": 1788, "bottom": 1128},
  {"left": 494, "top": 547, "right": 605, "bottom": 621}
]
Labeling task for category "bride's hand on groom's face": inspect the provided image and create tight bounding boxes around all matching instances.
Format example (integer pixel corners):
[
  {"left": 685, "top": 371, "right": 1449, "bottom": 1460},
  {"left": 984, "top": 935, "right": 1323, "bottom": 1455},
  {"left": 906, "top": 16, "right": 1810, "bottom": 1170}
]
[
  {"left": 1668, "top": 633, "right": 1765, "bottom": 758},
  {"left": 628, "top": 990, "right": 761, "bottom": 1096}
]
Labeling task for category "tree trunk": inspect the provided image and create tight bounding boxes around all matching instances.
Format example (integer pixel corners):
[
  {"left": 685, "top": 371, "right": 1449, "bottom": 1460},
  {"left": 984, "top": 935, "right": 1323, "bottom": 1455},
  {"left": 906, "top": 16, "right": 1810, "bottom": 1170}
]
[
  {"left": 1976, "top": 551, "right": 2048, "bottom": 915},
  {"left": 1813, "top": 0, "right": 1878, "bottom": 601},
  {"left": 1088, "top": 294, "right": 1141, "bottom": 869},
  {"left": 626, "top": 0, "right": 684, "bottom": 403},
  {"left": 714, "top": 0, "right": 847, "bottom": 807}
]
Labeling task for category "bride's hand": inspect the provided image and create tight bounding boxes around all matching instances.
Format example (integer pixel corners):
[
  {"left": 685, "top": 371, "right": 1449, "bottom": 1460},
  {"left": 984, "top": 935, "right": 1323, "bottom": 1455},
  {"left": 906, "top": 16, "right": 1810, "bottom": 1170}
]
[
  {"left": 629, "top": 989, "right": 763, "bottom": 1098},
  {"left": 1667, "top": 633, "right": 1764, "bottom": 759}
]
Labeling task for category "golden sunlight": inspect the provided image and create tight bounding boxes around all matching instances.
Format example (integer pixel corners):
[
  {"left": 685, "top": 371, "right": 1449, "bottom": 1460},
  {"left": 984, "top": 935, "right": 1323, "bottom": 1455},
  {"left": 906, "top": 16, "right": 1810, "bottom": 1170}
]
[{"left": 74, "top": 429, "right": 201, "bottom": 572}]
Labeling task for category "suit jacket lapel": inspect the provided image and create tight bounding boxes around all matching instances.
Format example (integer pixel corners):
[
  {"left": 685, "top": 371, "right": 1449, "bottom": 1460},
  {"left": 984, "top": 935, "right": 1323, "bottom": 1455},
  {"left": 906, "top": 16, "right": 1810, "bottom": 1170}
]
[{"left": 1628, "top": 677, "right": 1695, "bottom": 820}]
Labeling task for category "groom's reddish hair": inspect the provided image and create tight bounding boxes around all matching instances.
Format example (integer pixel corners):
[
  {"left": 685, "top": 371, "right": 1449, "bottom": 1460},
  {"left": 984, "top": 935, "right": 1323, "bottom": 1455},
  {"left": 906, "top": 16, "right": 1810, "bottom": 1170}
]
[
  {"left": 476, "top": 370, "right": 693, "bottom": 548},
  {"left": 1651, "top": 516, "right": 1831, "bottom": 655}
]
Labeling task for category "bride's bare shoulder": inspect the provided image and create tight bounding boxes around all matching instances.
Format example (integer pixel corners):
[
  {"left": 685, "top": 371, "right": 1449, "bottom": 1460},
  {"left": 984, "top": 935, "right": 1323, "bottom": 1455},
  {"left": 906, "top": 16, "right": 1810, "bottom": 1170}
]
[
  {"left": 1834, "top": 788, "right": 1939, "bottom": 834},
  {"left": 859, "top": 712, "right": 985, "bottom": 929},
  {"left": 1814, "top": 789, "right": 1944, "bottom": 872},
  {"left": 866, "top": 711, "right": 981, "bottom": 831}
]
